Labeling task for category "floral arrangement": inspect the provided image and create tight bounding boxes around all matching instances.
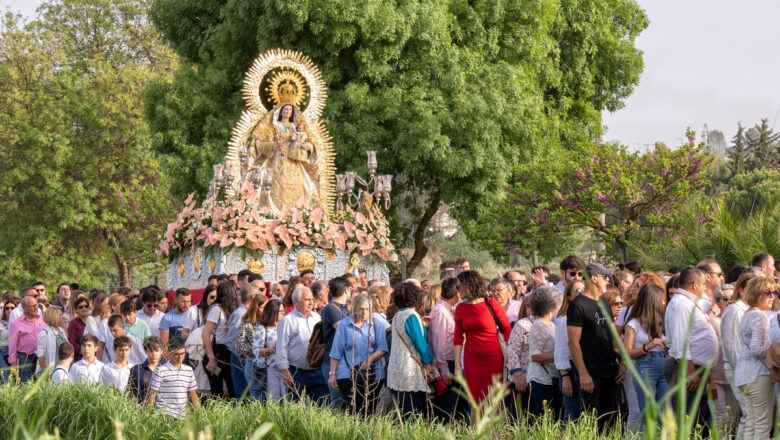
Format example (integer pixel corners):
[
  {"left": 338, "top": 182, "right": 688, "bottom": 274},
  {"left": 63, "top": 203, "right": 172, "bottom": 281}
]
[{"left": 159, "top": 181, "right": 397, "bottom": 263}]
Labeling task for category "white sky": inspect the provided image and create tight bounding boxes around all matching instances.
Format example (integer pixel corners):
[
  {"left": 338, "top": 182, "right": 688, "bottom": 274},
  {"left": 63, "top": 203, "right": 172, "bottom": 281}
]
[{"left": 4, "top": 0, "right": 780, "bottom": 150}]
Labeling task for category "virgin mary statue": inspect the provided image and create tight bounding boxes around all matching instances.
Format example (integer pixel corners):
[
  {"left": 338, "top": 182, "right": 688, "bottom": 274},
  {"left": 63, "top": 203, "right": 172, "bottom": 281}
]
[{"left": 247, "top": 101, "right": 321, "bottom": 212}]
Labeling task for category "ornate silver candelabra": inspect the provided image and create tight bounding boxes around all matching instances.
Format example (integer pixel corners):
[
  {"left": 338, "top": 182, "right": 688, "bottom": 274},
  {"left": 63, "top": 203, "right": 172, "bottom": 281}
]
[{"left": 335, "top": 151, "right": 392, "bottom": 211}]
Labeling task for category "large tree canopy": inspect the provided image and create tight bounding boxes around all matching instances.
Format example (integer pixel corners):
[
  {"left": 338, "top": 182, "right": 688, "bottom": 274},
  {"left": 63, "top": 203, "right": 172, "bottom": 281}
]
[
  {"left": 0, "top": 0, "right": 178, "bottom": 287},
  {"left": 147, "top": 0, "right": 648, "bottom": 274}
]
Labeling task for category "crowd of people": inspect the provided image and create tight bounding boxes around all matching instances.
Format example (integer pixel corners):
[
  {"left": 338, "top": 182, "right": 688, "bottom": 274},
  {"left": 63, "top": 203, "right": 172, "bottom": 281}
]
[{"left": 0, "top": 254, "right": 779, "bottom": 437}]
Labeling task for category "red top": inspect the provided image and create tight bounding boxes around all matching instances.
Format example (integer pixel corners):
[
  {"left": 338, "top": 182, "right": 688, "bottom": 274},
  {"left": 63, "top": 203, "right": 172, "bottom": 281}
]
[{"left": 454, "top": 296, "right": 511, "bottom": 402}]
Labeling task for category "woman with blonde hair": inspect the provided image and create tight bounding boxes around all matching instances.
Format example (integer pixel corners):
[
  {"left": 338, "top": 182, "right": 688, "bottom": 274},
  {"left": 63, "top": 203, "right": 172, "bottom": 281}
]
[
  {"left": 418, "top": 284, "right": 441, "bottom": 317},
  {"left": 84, "top": 292, "right": 109, "bottom": 336},
  {"left": 328, "top": 293, "right": 388, "bottom": 415},
  {"left": 734, "top": 276, "right": 778, "bottom": 439},
  {"left": 36, "top": 306, "right": 67, "bottom": 372}
]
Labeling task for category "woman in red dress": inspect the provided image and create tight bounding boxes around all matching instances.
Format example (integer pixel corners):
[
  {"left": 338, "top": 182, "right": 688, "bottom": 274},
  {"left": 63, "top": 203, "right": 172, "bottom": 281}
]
[{"left": 453, "top": 270, "right": 511, "bottom": 406}]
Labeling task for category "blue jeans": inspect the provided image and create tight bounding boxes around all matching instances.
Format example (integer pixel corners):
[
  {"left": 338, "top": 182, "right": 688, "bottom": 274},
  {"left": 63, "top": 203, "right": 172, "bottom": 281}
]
[
  {"left": 290, "top": 366, "right": 329, "bottom": 404},
  {"left": 634, "top": 351, "right": 669, "bottom": 431},
  {"left": 529, "top": 380, "right": 560, "bottom": 418},
  {"left": 16, "top": 352, "right": 37, "bottom": 383},
  {"left": 231, "top": 353, "right": 249, "bottom": 398},
  {"left": 320, "top": 359, "right": 343, "bottom": 409},
  {"left": 559, "top": 365, "right": 581, "bottom": 421},
  {"left": 244, "top": 359, "right": 265, "bottom": 401},
  {"left": 0, "top": 347, "right": 9, "bottom": 383}
]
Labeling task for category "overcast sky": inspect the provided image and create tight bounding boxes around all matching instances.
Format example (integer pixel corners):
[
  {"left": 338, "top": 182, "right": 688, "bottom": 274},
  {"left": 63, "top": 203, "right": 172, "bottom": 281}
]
[{"left": 4, "top": 0, "right": 780, "bottom": 150}]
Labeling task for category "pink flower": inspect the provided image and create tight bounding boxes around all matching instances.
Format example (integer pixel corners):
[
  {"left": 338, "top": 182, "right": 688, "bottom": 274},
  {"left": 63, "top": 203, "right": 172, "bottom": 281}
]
[{"left": 310, "top": 208, "right": 322, "bottom": 226}]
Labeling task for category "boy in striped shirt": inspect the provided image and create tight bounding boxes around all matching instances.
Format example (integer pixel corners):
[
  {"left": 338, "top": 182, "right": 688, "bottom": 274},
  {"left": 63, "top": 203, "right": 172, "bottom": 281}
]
[{"left": 148, "top": 338, "right": 199, "bottom": 418}]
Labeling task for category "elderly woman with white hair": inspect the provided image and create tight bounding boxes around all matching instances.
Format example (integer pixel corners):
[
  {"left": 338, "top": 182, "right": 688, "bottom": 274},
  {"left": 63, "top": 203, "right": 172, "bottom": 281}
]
[
  {"left": 526, "top": 286, "right": 561, "bottom": 417},
  {"left": 327, "top": 294, "right": 388, "bottom": 415}
]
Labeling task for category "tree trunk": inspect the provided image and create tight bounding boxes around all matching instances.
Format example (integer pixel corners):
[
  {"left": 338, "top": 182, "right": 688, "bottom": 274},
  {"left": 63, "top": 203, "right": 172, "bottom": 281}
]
[
  {"left": 405, "top": 190, "right": 441, "bottom": 277},
  {"left": 618, "top": 240, "right": 629, "bottom": 262},
  {"left": 114, "top": 252, "right": 132, "bottom": 288}
]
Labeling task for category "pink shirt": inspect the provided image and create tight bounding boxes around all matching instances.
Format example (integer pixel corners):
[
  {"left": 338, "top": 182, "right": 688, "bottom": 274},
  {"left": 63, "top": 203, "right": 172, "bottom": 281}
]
[
  {"left": 8, "top": 314, "right": 45, "bottom": 363},
  {"left": 428, "top": 299, "right": 455, "bottom": 376},
  {"left": 504, "top": 299, "right": 522, "bottom": 323}
]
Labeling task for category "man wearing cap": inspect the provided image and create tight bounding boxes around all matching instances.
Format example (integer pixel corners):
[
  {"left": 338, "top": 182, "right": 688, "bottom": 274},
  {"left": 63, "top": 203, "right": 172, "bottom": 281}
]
[{"left": 566, "top": 262, "right": 624, "bottom": 424}]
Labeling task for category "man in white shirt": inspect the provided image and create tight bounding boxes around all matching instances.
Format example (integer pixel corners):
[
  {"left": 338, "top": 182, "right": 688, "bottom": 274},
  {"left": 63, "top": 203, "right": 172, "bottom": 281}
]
[
  {"left": 276, "top": 286, "right": 327, "bottom": 402},
  {"left": 428, "top": 276, "right": 466, "bottom": 422},
  {"left": 696, "top": 259, "right": 724, "bottom": 313},
  {"left": 664, "top": 266, "right": 719, "bottom": 436},
  {"left": 136, "top": 289, "right": 164, "bottom": 337},
  {"left": 70, "top": 334, "right": 104, "bottom": 384},
  {"left": 99, "top": 335, "right": 134, "bottom": 393}
]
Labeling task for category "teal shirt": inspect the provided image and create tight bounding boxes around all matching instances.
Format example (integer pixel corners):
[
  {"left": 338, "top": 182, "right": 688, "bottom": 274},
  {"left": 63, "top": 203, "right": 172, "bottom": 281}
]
[
  {"left": 125, "top": 318, "right": 150, "bottom": 341},
  {"left": 401, "top": 309, "right": 434, "bottom": 364}
]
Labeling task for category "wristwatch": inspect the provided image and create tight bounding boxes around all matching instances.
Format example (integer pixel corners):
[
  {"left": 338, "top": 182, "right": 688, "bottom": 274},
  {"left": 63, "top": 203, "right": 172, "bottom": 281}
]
[{"left": 329, "top": 371, "right": 335, "bottom": 376}]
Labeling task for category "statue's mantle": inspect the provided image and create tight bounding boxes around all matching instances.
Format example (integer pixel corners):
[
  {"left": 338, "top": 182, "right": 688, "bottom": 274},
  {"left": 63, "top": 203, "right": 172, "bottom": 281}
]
[{"left": 166, "top": 246, "right": 389, "bottom": 289}]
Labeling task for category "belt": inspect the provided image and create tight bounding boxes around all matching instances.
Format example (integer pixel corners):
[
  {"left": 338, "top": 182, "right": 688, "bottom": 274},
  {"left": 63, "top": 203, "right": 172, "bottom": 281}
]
[{"left": 667, "top": 357, "right": 703, "bottom": 370}]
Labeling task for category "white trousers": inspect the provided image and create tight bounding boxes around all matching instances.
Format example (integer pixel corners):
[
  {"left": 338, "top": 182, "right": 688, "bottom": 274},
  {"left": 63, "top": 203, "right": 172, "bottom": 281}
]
[
  {"left": 623, "top": 373, "right": 640, "bottom": 433},
  {"left": 738, "top": 375, "right": 775, "bottom": 440},
  {"left": 724, "top": 368, "right": 749, "bottom": 440},
  {"left": 266, "top": 367, "right": 287, "bottom": 401}
]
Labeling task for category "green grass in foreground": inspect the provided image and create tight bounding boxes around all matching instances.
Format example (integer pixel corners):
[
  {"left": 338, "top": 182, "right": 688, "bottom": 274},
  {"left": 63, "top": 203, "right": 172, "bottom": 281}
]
[{"left": 0, "top": 377, "right": 727, "bottom": 440}]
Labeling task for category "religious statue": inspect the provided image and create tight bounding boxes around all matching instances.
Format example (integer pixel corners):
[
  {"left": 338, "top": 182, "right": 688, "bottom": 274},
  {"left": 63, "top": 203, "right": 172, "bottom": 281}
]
[{"left": 222, "top": 50, "right": 336, "bottom": 217}]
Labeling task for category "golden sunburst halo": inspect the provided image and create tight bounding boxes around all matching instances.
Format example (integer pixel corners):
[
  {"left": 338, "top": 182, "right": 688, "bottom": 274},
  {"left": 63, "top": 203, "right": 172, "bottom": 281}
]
[{"left": 265, "top": 69, "right": 308, "bottom": 108}]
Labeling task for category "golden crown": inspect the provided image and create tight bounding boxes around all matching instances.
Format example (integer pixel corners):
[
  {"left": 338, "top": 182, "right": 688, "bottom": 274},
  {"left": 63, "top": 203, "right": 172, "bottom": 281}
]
[{"left": 265, "top": 69, "right": 308, "bottom": 107}]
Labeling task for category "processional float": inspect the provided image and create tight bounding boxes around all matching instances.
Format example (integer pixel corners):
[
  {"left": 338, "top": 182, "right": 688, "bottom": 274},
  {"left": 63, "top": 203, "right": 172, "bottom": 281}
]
[{"left": 160, "top": 50, "right": 396, "bottom": 288}]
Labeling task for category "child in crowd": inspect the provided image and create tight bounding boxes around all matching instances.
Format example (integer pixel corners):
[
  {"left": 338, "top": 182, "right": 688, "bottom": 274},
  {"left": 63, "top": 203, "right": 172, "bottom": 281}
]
[
  {"left": 99, "top": 335, "right": 134, "bottom": 393},
  {"left": 107, "top": 314, "right": 147, "bottom": 365},
  {"left": 120, "top": 300, "right": 150, "bottom": 341},
  {"left": 127, "top": 336, "right": 163, "bottom": 404},
  {"left": 69, "top": 334, "right": 104, "bottom": 384},
  {"left": 148, "top": 338, "right": 200, "bottom": 418},
  {"left": 51, "top": 342, "right": 74, "bottom": 385}
]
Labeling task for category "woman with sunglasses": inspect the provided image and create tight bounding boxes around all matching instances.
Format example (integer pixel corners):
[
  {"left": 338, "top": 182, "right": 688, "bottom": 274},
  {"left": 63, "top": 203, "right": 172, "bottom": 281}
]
[
  {"left": 555, "top": 280, "right": 585, "bottom": 421},
  {"left": 67, "top": 296, "right": 91, "bottom": 361},
  {"left": 734, "top": 277, "right": 778, "bottom": 440},
  {"left": 0, "top": 298, "right": 17, "bottom": 382}
]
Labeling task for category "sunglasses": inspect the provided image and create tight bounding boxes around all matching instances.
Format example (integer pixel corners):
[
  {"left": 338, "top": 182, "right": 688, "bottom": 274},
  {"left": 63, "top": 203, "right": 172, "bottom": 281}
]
[
  {"left": 719, "top": 296, "right": 731, "bottom": 302},
  {"left": 567, "top": 271, "right": 584, "bottom": 277},
  {"left": 764, "top": 291, "right": 779, "bottom": 298},
  {"left": 145, "top": 304, "right": 158, "bottom": 308},
  {"left": 612, "top": 301, "right": 623, "bottom": 306},
  {"left": 259, "top": 288, "right": 266, "bottom": 292},
  {"left": 77, "top": 304, "right": 90, "bottom": 309}
]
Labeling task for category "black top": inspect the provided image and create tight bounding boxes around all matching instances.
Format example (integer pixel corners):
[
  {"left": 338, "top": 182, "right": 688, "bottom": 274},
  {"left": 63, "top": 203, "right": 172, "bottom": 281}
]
[
  {"left": 566, "top": 294, "right": 618, "bottom": 379},
  {"left": 320, "top": 301, "right": 349, "bottom": 353},
  {"left": 127, "top": 360, "right": 155, "bottom": 404}
]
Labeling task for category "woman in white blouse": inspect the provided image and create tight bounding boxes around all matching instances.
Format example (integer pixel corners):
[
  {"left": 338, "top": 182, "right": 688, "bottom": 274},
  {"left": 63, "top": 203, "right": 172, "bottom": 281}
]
[
  {"left": 555, "top": 280, "right": 584, "bottom": 421},
  {"left": 527, "top": 286, "right": 560, "bottom": 418},
  {"left": 36, "top": 307, "right": 67, "bottom": 371},
  {"left": 734, "top": 276, "right": 778, "bottom": 440}
]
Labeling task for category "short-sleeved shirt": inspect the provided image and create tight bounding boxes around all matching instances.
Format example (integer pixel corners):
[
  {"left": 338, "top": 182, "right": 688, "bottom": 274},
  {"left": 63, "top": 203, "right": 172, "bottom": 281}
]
[
  {"left": 329, "top": 316, "right": 389, "bottom": 380},
  {"left": 321, "top": 302, "right": 349, "bottom": 353},
  {"left": 51, "top": 366, "right": 70, "bottom": 385},
  {"left": 159, "top": 309, "right": 189, "bottom": 342},
  {"left": 125, "top": 319, "right": 150, "bottom": 341},
  {"left": 150, "top": 362, "right": 197, "bottom": 419},
  {"left": 206, "top": 306, "right": 229, "bottom": 345},
  {"left": 625, "top": 318, "right": 665, "bottom": 352},
  {"left": 69, "top": 358, "right": 104, "bottom": 384},
  {"left": 566, "top": 294, "right": 618, "bottom": 378},
  {"left": 99, "top": 361, "right": 134, "bottom": 393},
  {"left": 136, "top": 309, "right": 164, "bottom": 337},
  {"left": 127, "top": 360, "right": 155, "bottom": 404}
]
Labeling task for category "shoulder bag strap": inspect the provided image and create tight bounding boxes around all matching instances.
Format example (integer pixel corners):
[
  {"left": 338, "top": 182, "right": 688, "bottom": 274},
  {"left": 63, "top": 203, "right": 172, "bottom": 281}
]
[
  {"left": 484, "top": 298, "right": 504, "bottom": 338},
  {"left": 394, "top": 315, "right": 425, "bottom": 368}
]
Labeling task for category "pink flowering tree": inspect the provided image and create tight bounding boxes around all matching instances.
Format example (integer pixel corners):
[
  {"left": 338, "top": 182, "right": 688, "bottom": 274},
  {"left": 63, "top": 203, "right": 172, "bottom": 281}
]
[{"left": 489, "top": 132, "right": 711, "bottom": 262}]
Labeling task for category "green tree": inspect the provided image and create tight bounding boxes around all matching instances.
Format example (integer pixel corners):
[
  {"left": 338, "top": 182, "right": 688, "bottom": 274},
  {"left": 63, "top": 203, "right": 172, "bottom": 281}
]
[
  {"left": 727, "top": 122, "right": 747, "bottom": 176},
  {"left": 722, "top": 169, "right": 780, "bottom": 216},
  {"left": 744, "top": 118, "right": 780, "bottom": 171},
  {"left": 0, "top": 0, "right": 178, "bottom": 288},
  {"left": 483, "top": 134, "right": 711, "bottom": 262},
  {"left": 146, "top": 0, "right": 648, "bottom": 275}
]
